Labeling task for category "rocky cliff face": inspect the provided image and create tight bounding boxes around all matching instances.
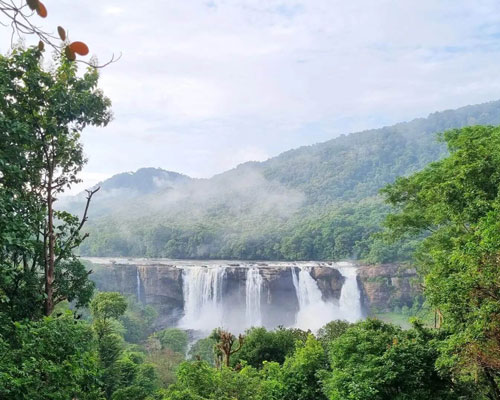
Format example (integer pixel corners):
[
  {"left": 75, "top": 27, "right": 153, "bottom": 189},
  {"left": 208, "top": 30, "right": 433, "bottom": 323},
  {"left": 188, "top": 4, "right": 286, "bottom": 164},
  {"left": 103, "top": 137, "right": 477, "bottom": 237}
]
[
  {"left": 88, "top": 259, "right": 419, "bottom": 327},
  {"left": 356, "top": 264, "right": 421, "bottom": 311}
]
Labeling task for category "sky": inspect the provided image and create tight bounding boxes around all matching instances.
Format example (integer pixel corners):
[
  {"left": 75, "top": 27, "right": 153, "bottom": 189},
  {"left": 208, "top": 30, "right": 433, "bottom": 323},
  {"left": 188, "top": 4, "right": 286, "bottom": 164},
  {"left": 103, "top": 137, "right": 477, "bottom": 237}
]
[{"left": 3, "top": 0, "right": 500, "bottom": 193}]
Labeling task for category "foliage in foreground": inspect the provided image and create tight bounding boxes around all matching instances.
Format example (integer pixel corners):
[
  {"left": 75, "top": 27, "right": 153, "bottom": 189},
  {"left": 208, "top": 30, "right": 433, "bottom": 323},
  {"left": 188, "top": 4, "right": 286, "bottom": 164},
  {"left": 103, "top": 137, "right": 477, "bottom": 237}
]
[
  {"left": 165, "top": 321, "right": 475, "bottom": 400},
  {"left": 382, "top": 125, "right": 500, "bottom": 395},
  {"left": 0, "top": 45, "right": 111, "bottom": 321}
]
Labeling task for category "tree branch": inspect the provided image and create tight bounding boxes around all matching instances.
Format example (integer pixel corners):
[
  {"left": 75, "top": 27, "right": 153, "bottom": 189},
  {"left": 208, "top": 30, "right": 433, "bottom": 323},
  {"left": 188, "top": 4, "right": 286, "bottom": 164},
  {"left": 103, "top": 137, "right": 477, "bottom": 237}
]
[{"left": 55, "top": 186, "right": 99, "bottom": 265}]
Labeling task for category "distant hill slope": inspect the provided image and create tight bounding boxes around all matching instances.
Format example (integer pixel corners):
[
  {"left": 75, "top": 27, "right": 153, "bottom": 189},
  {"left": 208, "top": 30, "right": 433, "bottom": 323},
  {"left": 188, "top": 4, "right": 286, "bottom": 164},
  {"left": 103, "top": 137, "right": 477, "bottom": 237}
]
[
  {"left": 258, "top": 100, "right": 500, "bottom": 204},
  {"left": 59, "top": 168, "right": 192, "bottom": 218},
  {"left": 93, "top": 167, "right": 191, "bottom": 194},
  {"left": 75, "top": 100, "right": 500, "bottom": 261}
]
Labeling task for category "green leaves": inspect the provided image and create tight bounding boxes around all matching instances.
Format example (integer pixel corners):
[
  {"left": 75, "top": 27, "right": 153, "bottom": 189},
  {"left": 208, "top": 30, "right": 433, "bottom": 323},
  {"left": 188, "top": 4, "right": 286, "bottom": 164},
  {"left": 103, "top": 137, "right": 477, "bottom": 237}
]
[
  {"left": 382, "top": 125, "right": 500, "bottom": 394},
  {"left": 0, "top": 315, "right": 104, "bottom": 400},
  {"left": 155, "top": 328, "right": 189, "bottom": 354},
  {"left": 90, "top": 292, "right": 127, "bottom": 321},
  {"left": 0, "top": 46, "right": 111, "bottom": 320}
]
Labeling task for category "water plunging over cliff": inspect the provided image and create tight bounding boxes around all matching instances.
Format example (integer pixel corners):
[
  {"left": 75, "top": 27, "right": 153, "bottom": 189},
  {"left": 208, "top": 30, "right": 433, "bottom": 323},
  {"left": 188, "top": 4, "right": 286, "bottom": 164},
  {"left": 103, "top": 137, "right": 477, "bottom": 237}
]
[
  {"left": 178, "top": 266, "right": 226, "bottom": 331},
  {"left": 136, "top": 268, "right": 142, "bottom": 303},
  {"left": 291, "top": 264, "right": 362, "bottom": 330},
  {"left": 246, "top": 267, "right": 263, "bottom": 327},
  {"left": 336, "top": 263, "right": 363, "bottom": 322},
  {"left": 176, "top": 262, "right": 362, "bottom": 333},
  {"left": 90, "top": 258, "right": 364, "bottom": 332},
  {"left": 88, "top": 257, "right": 418, "bottom": 330}
]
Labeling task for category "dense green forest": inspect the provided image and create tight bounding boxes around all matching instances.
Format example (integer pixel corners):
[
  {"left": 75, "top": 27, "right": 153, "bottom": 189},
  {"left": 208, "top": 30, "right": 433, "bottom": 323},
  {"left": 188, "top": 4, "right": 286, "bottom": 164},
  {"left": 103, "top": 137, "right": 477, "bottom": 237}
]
[
  {"left": 2, "top": 43, "right": 500, "bottom": 399},
  {"left": 74, "top": 100, "right": 500, "bottom": 262}
]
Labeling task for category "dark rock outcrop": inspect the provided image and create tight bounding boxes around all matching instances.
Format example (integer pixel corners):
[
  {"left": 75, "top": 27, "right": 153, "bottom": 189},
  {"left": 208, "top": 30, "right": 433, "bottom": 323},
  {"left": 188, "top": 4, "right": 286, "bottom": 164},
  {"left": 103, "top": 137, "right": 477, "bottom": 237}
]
[
  {"left": 310, "top": 267, "right": 344, "bottom": 301},
  {"left": 138, "top": 265, "right": 183, "bottom": 326}
]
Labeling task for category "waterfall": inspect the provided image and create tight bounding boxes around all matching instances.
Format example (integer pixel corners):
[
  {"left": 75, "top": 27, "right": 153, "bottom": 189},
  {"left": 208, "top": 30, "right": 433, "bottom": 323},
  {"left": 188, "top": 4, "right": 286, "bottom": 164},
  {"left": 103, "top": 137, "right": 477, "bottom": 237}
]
[
  {"left": 175, "top": 261, "right": 362, "bottom": 333},
  {"left": 245, "top": 267, "right": 263, "bottom": 327},
  {"left": 292, "top": 267, "right": 324, "bottom": 311},
  {"left": 292, "top": 266, "right": 336, "bottom": 330},
  {"left": 178, "top": 266, "right": 226, "bottom": 331},
  {"left": 136, "top": 268, "right": 142, "bottom": 303},
  {"left": 335, "top": 263, "right": 363, "bottom": 322},
  {"left": 292, "top": 263, "right": 362, "bottom": 330}
]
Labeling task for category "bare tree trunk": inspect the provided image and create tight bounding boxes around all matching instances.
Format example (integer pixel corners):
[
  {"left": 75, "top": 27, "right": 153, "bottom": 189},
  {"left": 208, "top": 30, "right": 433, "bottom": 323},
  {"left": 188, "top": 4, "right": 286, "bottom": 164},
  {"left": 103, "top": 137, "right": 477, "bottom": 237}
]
[{"left": 44, "top": 171, "right": 55, "bottom": 316}]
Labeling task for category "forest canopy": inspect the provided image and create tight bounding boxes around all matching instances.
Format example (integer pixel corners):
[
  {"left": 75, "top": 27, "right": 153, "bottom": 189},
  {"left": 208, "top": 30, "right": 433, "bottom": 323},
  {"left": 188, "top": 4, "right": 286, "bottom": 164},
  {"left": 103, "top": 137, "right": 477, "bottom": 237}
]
[{"left": 76, "top": 100, "right": 500, "bottom": 262}]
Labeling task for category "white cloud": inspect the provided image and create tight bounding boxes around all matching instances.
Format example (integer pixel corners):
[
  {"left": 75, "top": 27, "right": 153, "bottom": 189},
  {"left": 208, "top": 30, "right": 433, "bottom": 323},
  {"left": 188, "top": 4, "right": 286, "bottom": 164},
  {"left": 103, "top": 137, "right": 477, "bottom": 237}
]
[
  {"left": 103, "top": 6, "right": 124, "bottom": 16},
  {"left": 2, "top": 0, "right": 500, "bottom": 186}
]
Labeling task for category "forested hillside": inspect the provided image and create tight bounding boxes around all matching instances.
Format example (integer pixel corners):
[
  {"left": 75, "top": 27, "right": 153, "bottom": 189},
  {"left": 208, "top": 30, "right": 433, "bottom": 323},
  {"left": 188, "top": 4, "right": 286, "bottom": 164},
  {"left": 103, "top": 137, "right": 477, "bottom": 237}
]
[{"left": 77, "top": 100, "right": 500, "bottom": 261}]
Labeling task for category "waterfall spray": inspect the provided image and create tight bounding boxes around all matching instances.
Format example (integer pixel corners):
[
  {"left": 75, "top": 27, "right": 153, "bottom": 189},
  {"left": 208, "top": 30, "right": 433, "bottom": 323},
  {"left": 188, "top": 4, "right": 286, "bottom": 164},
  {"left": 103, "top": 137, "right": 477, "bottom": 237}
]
[{"left": 292, "top": 266, "right": 335, "bottom": 330}]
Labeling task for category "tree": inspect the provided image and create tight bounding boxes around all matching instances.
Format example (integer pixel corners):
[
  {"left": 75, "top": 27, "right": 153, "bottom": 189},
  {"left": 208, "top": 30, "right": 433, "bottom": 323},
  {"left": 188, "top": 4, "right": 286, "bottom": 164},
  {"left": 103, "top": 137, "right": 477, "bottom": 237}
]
[
  {"left": 189, "top": 336, "right": 218, "bottom": 365},
  {"left": 211, "top": 328, "right": 244, "bottom": 368},
  {"left": 0, "top": 313, "right": 104, "bottom": 400},
  {"left": 324, "top": 319, "right": 470, "bottom": 400},
  {"left": 316, "top": 320, "right": 350, "bottom": 355},
  {"left": 155, "top": 328, "right": 189, "bottom": 354},
  {"left": 279, "top": 334, "right": 328, "bottom": 400},
  {"left": 90, "top": 292, "right": 126, "bottom": 371},
  {"left": 120, "top": 298, "right": 158, "bottom": 344},
  {"left": 234, "top": 326, "right": 308, "bottom": 368},
  {"left": 382, "top": 125, "right": 500, "bottom": 396},
  {"left": 164, "top": 360, "right": 264, "bottom": 400},
  {"left": 0, "top": 46, "right": 111, "bottom": 318},
  {"left": 91, "top": 292, "right": 128, "bottom": 323},
  {"left": 90, "top": 292, "right": 161, "bottom": 399}
]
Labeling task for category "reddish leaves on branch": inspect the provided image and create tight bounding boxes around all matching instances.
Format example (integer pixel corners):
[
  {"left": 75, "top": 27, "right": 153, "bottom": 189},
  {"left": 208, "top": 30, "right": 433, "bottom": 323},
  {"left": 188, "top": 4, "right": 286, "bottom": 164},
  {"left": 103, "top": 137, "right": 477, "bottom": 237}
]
[
  {"left": 36, "top": 2, "right": 47, "bottom": 18},
  {"left": 69, "top": 41, "right": 89, "bottom": 56},
  {"left": 24, "top": 1, "right": 91, "bottom": 62},
  {"left": 27, "top": 0, "right": 47, "bottom": 17},
  {"left": 57, "top": 26, "right": 66, "bottom": 41},
  {"left": 64, "top": 42, "right": 89, "bottom": 62},
  {"left": 2, "top": 0, "right": 118, "bottom": 66}
]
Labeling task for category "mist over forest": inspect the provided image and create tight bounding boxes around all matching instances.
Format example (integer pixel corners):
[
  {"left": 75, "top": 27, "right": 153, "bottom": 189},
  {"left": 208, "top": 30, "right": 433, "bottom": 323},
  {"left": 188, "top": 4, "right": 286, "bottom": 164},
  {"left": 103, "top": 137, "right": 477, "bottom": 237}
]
[{"left": 65, "top": 100, "right": 500, "bottom": 262}]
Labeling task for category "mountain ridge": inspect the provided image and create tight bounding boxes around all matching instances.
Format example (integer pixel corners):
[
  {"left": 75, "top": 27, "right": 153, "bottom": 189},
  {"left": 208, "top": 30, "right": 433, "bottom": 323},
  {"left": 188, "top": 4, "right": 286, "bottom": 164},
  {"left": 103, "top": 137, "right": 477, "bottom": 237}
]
[{"left": 75, "top": 99, "right": 500, "bottom": 261}]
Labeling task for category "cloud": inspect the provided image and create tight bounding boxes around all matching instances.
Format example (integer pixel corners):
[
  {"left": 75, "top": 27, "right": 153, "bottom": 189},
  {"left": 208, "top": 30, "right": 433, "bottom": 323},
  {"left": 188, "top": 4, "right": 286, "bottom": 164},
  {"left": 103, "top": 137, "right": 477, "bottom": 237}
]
[{"left": 2, "top": 0, "right": 500, "bottom": 193}]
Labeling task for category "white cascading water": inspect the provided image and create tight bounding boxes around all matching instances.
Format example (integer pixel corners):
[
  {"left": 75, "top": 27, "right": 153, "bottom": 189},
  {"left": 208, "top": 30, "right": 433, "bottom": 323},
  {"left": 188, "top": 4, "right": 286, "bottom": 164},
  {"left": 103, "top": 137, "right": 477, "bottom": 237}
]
[
  {"left": 178, "top": 266, "right": 226, "bottom": 331},
  {"left": 245, "top": 267, "right": 263, "bottom": 327},
  {"left": 292, "top": 263, "right": 362, "bottom": 330},
  {"left": 335, "top": 262, "right": 363, "bottom": 322},
  {"left": 136, "top": 268, "right": 141, "bottom": 302},
  {"left": 292, "top": 266, "right": 335, "bottom": 330},
  {"left": 176, "top": 262, "right": 362, "bottom": 332}
]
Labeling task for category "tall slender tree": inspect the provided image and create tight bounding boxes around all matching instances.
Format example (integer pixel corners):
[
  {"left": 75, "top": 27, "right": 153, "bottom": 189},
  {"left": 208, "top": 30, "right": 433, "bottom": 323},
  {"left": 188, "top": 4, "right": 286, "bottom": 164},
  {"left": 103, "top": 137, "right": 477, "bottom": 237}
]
[{"left": 0, "top": 46, "right": 111, "bottom": 318}]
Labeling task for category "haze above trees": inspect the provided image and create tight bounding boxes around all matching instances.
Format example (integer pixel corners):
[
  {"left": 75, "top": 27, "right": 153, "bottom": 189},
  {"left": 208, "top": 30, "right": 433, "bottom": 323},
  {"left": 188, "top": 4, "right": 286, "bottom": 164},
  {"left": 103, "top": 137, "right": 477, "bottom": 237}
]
[{"left": 71, "top": 100, "right": 500, "bottom": 262}]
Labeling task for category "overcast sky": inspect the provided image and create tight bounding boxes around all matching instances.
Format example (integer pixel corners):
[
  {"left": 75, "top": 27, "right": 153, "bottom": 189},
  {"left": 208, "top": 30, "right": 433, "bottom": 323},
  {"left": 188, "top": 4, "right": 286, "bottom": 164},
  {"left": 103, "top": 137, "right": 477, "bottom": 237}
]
[{"left": 3, "top": 1, "right": 500, "bottom": 192}]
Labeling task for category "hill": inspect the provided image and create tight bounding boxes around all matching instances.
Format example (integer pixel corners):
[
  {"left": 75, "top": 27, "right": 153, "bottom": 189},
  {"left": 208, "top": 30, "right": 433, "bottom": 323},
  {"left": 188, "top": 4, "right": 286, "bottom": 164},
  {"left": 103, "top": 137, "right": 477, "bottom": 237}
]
[
  {"left": 74, "top": 100, "right": 500, "bottom": 261},
  {"left": 60, "top": 168, "right": 191, "bottom": 218}
]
